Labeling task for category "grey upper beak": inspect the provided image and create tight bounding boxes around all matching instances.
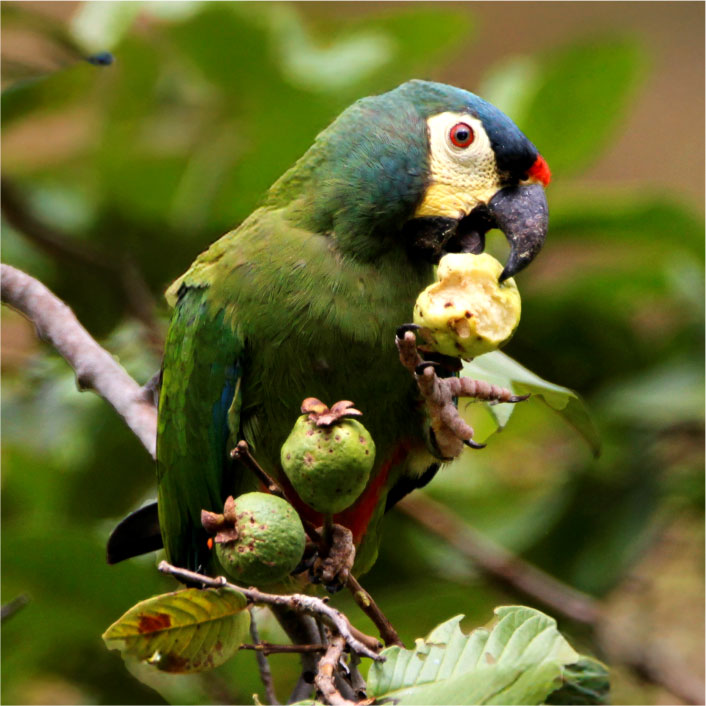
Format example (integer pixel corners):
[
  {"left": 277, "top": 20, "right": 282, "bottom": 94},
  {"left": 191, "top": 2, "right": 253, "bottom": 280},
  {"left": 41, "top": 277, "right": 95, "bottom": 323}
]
[{"left": 487, "top": 184, "right": 548, "bottom": 281}]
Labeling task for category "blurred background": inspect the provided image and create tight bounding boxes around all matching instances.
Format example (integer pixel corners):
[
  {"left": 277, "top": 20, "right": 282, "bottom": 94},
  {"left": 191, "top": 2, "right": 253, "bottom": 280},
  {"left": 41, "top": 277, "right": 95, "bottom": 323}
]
[{"left": 1, "top": 2, "right": 703, "bottom": 704}]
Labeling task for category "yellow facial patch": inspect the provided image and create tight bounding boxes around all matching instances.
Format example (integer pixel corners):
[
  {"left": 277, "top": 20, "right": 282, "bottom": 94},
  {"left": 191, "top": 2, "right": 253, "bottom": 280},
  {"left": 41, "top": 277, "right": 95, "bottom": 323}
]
[{"left": 415, "top": 112, "right": 501, "bottom": 219}]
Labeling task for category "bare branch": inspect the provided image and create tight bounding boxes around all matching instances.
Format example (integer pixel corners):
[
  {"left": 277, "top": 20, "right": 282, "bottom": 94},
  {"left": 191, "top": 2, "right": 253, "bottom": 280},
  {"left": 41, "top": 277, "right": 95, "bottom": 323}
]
[
  {"left": 1, "top": 264, "right": 158, "bottom": 458},
  {"left": 1, "top": 594, "right": 30, "bottom": 623},
  {"left": 398, "top": 493, "right": 601, "bottom": 624},
  {"left": 346, "top": 575, "right": 403, "bottom": 648},
  {"left": 241, "top": 642, "right": 326, "bottom": 655},
  {"left": 1, "top": 177, "right": 162, "bottom": 343},
  {"left": 249, "top": 607, "right": 280, "bottom": 706},
  {"left": 314, "top": 634, "right": 356, "bottom": 706},
  {"left": 158, "top": 561, "right": 383, "bottom": 662}
]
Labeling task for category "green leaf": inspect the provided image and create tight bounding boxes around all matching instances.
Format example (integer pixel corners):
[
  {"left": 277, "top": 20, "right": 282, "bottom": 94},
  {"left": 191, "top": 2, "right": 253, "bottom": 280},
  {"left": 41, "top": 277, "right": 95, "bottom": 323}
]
[
  {"left": 546, "top": 656, "right": 610, "bottom": 705},
  {"left": 485, "top": 37, "right": 646, "bottom": 176},
  {"left": 597, "top": 357, "right": 705, "bottom": 428},
  {"left": 463, "top": 352, "right": 601, "bottom": 455},
  {"left": 103, "top": 587, "right": 250, "bottom": 673},
  {"left": 367, "top": 607, "right": 584, "bottom": 705}
]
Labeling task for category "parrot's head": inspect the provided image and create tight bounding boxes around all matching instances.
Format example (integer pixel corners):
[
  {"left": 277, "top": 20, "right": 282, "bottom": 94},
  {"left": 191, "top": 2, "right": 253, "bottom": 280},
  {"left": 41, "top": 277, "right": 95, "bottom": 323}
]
[{"left": 270, "top": 79, "right": 550, "bottom": 280}]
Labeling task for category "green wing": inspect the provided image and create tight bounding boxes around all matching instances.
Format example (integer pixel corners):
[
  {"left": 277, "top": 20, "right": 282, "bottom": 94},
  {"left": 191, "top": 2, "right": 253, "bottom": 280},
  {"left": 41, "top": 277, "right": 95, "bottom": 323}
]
[{"left": 157, "top": 284, "right": 244, "bottom": 572}]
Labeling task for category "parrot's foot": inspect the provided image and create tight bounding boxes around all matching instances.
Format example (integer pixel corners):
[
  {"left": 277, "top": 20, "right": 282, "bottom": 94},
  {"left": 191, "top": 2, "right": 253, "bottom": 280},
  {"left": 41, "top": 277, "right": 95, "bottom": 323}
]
[
  {"left": 309, "top": 523, "right": 355, "bottom": 593},
  {"left": 395, "top": 327, "right": 529, "bottom": 459}
]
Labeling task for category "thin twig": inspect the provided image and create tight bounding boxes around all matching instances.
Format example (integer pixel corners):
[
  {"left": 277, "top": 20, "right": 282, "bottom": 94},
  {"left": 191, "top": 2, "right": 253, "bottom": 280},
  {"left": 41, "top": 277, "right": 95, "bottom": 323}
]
[
  {"left": 271, "top": 607, "right": 320, "bottom": 703},
  {"left": 314, "top": 633, "right": 356, "bottom": 706},
  {"left": 347, "top": 653, "right": 368, "bottom": 701},
  {"left": 0, "top": 177, "right": 162, "bottom": 344},
  {"left": 1, "top": 265, "right": 158, "bottom": 458},
  {"left": 397, "top": 492, "right": 602, "bottom": 624},
  {"left": 1, "top": 594, "right": 30, "bottom": 623},
  {"left": 231, "top": 441, "right": 286, "bottom": 498},
  {"left": 158, "top": 561, "right": 383, "bottom": 662},
  {"left": 241, "top": 642, "right": 326, "bottom": 655},
  {"left": 346, "top": 574, "right": 403, "bottom": 648},
  {"left": 249, "top": 607, "right": 280, "bottom": 706}
]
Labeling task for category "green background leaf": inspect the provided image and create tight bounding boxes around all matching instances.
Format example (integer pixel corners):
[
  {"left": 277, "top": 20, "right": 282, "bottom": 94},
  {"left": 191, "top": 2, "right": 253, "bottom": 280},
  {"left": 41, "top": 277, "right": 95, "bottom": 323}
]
[{"left": 368, "top": 607, "right": 581, "bottom": 705}]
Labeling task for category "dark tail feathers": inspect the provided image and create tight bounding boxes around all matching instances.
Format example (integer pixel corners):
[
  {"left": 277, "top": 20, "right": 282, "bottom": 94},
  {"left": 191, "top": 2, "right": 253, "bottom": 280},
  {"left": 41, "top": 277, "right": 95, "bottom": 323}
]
[{"left": 106, "top": 502, "right": 163, "bottom": 564}]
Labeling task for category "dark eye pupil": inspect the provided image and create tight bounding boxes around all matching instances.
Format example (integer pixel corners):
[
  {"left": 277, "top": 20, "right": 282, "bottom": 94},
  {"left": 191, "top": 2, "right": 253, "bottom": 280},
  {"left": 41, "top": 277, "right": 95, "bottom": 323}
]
[{"left": 450, "top": 123, "right": 474, "bottom": 147}]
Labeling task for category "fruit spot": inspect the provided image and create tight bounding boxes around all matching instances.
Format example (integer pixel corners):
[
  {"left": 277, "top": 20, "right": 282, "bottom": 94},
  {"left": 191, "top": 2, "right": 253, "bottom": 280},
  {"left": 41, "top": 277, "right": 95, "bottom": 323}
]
[
  {"left": 359, "top": 436, "right": 366, "bottom": 444},
  {"left": 444, "top": 301, "right": 453, "bottom": 308},
  {"left": 304, "top": 452, "right": 314, "bottom": 466}
]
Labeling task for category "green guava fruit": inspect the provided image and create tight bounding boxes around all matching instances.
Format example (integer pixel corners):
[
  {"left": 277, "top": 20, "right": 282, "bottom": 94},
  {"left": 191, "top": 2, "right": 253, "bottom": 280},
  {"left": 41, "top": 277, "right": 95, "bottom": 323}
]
[
  {"left": 208, "top": 492, "right": 306, "bottom": 586},
  {"left": 280, "top": 399, "right": 375, "bottom": 515},
  {"left": 413, "top": 252, "right": 521, "bottom": 359}
]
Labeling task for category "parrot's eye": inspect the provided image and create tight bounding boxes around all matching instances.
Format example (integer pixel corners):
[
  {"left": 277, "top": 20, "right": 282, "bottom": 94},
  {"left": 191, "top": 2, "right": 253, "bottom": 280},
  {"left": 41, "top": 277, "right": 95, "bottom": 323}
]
[{"left": 449, "top": 122, "right": 475, "bottom": 148}]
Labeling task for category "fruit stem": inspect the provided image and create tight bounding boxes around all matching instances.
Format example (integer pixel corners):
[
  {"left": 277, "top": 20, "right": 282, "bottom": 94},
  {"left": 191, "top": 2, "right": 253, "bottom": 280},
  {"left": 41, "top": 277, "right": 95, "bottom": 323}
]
[{"left": 322, "top": 513, "right": 335, "bottom": 555}]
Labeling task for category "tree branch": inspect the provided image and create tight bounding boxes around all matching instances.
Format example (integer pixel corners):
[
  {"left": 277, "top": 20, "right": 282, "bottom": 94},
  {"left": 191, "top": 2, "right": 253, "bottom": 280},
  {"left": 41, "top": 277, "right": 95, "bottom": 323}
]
[
  {"left": 249, "top": 607, "right": 280, "bottom": 706},
  {"left": 314, "top": 633, "right": 356, "bottom": 706},
  {"left": 241, "top": 642, "right": 326, "bottom": 656},
  {"left": 158, "top": 561, "right": 383, "bottom": 662},
  {"left": 1, "top": 594, "right": 30, "bottom": 623},
  {"left": 1, "top": 264, "right": 158, "bottom": 458},
  {"left": 397, "top": 493, "right": 601, "bottom": 624},
  {"left": 1, "top": 177, "right": 162, "bottom": 343}
]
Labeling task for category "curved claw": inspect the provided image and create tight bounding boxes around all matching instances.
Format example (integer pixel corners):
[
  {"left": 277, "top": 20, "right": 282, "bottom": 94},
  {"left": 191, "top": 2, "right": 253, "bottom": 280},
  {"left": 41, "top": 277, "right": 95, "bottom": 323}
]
[
  {"left": 415, "top": 361, "right": 441, "bottom": 376},
  {"left": 396, "top": 323, "right": 421, "bottom": 340},
  {"left": 508, "top": 393, "right": 531, "bottom": 403},
  {"left": 463, "top": 439, "right": 487, "bottom": 450}
]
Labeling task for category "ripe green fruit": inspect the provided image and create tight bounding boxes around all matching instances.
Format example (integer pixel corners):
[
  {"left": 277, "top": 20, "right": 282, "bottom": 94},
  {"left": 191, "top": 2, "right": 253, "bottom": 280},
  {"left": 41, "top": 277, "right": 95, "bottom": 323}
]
[
  {"left": 280, "top": 400, "right": 375, "bottom": 515},
  {"left": 413, "top": 252, "right": 521, "bottom": 359},
  {"left": 209, "top": 493, "right": 306, "bottom": 586}
]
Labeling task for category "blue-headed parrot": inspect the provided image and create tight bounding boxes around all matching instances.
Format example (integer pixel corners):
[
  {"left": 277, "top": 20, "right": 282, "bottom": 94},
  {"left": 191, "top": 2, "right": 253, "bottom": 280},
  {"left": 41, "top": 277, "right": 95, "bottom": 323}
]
[{"left": 107, "top": 80, "right": 550, "bottom": 584}]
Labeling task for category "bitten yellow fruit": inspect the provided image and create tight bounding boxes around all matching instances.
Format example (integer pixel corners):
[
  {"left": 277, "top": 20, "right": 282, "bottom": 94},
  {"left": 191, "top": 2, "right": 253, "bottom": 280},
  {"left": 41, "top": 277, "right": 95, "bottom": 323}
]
[{"left": 413, "top": 253, "right": 521, "bottom": 359}]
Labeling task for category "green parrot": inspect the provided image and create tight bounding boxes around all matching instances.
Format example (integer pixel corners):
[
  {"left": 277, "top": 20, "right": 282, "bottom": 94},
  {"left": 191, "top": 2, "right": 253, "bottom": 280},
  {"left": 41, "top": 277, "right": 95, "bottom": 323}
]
[{"left": 107, "top": 79, "right": 550, "bottom": 581}]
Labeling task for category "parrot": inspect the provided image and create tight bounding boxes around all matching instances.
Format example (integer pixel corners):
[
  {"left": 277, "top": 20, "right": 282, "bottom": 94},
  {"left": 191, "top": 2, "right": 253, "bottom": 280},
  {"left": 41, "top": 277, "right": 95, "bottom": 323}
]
[{"left": 107, "top": 79, "right": 550, "bottom": 584}]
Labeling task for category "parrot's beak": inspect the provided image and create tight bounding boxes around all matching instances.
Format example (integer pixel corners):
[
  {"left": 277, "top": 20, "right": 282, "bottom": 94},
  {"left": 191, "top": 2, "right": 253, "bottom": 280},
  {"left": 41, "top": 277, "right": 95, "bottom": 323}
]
[
  {"left": 486, "top": 183, "right": 549, "bottom": 281},
  {"left": 403, "top": 184, "right": 548, "bottom": 280}
]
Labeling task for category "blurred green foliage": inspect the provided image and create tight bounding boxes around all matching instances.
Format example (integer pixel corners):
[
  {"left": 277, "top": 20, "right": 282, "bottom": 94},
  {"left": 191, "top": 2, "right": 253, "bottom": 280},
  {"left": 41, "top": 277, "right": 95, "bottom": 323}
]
[{"left": 2, "top": 2, "right": 703, "bottom": 704}]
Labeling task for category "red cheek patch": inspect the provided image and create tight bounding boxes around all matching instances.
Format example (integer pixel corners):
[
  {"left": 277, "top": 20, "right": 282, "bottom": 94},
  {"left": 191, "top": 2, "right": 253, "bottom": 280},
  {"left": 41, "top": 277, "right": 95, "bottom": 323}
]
[{"left": 528, "top": 155, "right": 551, "bottom": 186}]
